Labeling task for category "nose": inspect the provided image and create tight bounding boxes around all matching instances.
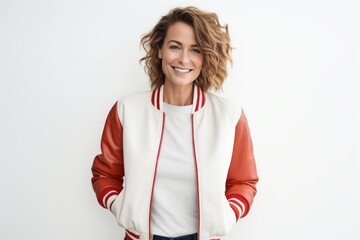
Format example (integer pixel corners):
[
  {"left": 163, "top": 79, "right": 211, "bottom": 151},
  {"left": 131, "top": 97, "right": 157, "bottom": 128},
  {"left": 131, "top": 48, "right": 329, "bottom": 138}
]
[{"left": 178, "top": 50, "right": 190, "bottom": 64}]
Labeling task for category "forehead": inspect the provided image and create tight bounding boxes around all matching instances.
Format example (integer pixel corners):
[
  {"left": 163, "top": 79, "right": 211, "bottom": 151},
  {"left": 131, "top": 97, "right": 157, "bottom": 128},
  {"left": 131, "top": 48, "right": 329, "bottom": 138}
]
[{"left": 164, "top": 21, "right": 197, "bottom": 45}]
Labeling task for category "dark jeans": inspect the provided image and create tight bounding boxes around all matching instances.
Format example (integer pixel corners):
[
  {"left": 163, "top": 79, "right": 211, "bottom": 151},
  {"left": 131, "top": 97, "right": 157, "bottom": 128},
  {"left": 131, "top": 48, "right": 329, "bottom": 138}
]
[
  {"left": 153, "top": 233, "right": 197, "bottom": 240},
  {"left": 123, "top": 233, "right": 197, "bottom": 240}
]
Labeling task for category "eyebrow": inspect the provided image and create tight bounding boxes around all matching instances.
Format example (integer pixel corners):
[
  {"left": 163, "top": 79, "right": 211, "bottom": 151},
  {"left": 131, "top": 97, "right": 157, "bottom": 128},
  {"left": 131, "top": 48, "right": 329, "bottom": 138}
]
[{"left": 167, "top": 40, "right": 199, "bottom": 48}]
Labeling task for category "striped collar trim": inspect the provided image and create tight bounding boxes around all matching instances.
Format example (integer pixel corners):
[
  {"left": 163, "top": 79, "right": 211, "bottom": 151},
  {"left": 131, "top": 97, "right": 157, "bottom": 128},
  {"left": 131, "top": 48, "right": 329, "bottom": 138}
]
[{"left": 151, "top": 84, "right": 206, "bottom": 113}]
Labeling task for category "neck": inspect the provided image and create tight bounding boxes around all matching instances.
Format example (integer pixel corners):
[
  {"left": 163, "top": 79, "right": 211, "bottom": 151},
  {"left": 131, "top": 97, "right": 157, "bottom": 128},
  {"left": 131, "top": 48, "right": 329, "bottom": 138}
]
[{"left": 163, "top": 82, "right": 194, "bottom": 106}]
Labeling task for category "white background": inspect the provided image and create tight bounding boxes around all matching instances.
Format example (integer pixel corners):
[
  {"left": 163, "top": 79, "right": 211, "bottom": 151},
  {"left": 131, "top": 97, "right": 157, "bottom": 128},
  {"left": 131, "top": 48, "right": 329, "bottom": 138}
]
[{"left": 1, "top": 0, "right": 359, "bottom": 239}]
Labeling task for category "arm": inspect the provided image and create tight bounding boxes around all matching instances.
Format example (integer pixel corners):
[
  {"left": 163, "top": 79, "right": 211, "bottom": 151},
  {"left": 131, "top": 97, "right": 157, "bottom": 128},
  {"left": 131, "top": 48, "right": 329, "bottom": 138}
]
[
  {"left": 91, "top": 102, "right": 124, "bottom": 209},
  {"left": 226, "top": 110, "right": 258, "bottom": 221}
]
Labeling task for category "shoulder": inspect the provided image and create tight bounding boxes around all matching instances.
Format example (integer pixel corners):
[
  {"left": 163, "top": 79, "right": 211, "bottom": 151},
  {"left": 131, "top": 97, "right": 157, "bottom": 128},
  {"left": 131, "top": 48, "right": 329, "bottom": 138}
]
[
  {"left": 115, "top": 90, "right": 152, "bottom": 123},
  {"left": 118, "top": 90, "right": 151, "bottom": 105},
  {"left": 205, "top": 92, "right": 243, "bottom": 122},
  {"left": 115, "top": 90, "right": 153, "bottom": 113}
]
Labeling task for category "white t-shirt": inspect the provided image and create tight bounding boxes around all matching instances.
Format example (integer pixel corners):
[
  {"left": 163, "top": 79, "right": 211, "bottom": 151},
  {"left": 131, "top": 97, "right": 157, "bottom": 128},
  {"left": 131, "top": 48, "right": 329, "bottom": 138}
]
[{"left": 150, "top": 103, "right": 198, "bottom": 237}]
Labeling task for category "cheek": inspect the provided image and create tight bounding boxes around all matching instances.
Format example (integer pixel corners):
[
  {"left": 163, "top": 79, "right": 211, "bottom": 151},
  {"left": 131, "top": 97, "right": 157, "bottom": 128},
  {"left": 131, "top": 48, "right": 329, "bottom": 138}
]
[
  {"left": 161, "top": 60, "right": 167, "bottom": 72},
  {"left": 196, "top": 56, "right": 203, "bottom": 68},
  {"left": 196, "top": 62, "right": 203, "bottom": 72},
  {"left": 161, "top": 59, "right": 171, "bottom": 75}
]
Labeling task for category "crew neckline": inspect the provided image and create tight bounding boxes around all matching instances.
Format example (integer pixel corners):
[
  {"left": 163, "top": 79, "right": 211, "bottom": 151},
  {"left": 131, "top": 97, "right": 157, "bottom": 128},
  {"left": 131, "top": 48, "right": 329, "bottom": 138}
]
[{"left": 163, "top": 102, "right": 192, "bottom": 114}]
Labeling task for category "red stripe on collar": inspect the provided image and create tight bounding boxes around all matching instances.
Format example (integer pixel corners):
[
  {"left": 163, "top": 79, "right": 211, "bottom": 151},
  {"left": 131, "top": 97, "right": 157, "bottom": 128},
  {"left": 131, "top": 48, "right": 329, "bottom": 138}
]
[
  {"left": 195, "top": 86, "right": 200, "bottom": 112},
  {"left": 156, "top": 86, "right": 161, "bottom": 110},
  {"left": 151, "top": 85, "right": 205, "bottom": 112},
  {"left": 201, "top": 89, "right": 205, "bottom": 108},
  {"left": 151, "top": 88, "right": 156, "bottom": 107}
]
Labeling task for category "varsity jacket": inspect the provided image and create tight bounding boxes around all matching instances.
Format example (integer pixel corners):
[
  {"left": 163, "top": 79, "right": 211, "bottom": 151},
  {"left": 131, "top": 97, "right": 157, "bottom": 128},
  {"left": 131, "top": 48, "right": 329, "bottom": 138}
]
[{"left": 91, "top": 84, "right": 258, "bottom": 240}]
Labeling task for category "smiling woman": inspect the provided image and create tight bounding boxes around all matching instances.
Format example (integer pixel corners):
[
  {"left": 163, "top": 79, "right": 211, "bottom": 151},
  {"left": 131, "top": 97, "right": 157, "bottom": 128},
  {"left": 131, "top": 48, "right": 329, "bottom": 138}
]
[
  {"left": 140, "top": 7, "right": 232, "bottom": 94},
  {"left": 158, "top": 22, "right": 203, "bottom": 105},
  {"left": 91, "top": 6, "right": 258, "bottom": 240}
]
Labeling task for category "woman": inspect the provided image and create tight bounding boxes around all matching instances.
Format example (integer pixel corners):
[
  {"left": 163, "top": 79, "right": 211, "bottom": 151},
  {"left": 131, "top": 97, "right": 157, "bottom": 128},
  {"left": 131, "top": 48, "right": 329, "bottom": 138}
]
[{"left": 91, "top": 6, "right": 258, "bottom": 240}]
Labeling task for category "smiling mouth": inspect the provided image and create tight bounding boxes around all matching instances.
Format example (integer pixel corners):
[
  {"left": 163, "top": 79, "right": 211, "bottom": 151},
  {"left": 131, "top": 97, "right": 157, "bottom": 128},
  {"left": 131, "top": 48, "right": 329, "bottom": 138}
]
[{"left": 172, "top": 67, "right": 192, "bottom": 73}]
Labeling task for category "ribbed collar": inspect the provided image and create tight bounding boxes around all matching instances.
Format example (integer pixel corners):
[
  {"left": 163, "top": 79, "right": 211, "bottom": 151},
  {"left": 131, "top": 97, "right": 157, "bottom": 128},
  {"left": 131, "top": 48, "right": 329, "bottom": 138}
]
[{"left": 151, "top": 84, "right": 206, "bottom": 113}]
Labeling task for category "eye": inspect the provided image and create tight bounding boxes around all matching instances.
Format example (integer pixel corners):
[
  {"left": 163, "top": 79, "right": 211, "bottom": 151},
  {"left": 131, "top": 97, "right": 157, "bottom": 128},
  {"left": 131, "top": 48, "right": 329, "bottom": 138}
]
[
  {"left": 191, "top": 48, "right": 201, "bottom": 54},
  {"left": 169, "top": 45, "right": 180, "bottom": 50}
]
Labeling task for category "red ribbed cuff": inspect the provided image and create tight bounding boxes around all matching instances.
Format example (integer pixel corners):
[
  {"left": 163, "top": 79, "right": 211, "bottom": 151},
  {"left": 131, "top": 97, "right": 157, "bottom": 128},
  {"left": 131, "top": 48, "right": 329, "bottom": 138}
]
[
  {"left": 226, "top": 194, "right": 249, "bottom": 220},
  {"left": 97, "top": 187, "right": 121, "bottom": 208}
]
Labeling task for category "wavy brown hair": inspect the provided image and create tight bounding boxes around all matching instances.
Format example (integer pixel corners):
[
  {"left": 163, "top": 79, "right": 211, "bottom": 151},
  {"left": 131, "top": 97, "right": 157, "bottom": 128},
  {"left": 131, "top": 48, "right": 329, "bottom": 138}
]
[{"left": 140, "top": 6, "right": 232, "bottom": 91}]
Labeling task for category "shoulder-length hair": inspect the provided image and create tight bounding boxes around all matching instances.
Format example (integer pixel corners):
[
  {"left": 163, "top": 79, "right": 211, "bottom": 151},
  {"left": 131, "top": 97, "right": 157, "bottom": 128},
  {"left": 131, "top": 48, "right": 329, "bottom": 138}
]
[{"left": 140, "top": 6, "right": 232, "bottom": 91}]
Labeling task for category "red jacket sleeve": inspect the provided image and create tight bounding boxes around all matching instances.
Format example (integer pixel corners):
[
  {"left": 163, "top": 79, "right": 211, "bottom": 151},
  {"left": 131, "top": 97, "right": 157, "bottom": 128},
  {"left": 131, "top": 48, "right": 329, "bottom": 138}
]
[
  {"left": 226, "top": 110, "right": 258, "bottom": 220},
  {"left": 91, "top": 102, "right": 124, "bottom": 209}
]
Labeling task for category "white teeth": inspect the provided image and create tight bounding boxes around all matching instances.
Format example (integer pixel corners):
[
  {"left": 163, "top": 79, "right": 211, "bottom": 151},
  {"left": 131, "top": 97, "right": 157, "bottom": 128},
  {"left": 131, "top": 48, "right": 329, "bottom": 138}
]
[{"left": 174, "top": 67, "right": 191, "bottom": 73}]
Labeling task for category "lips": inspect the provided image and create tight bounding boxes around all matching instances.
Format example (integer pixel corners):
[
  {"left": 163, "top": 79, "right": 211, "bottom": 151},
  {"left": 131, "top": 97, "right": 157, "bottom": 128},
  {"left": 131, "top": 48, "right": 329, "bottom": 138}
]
[{"left": 172, "top": 66, "right": 192, "bottom": 73}]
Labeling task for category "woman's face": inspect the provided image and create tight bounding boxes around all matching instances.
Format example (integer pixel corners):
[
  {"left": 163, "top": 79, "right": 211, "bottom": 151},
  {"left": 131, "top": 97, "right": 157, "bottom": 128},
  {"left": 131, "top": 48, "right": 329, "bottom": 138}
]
[{"left": 158, "top": 21, "right": 203, "bottom": 89}]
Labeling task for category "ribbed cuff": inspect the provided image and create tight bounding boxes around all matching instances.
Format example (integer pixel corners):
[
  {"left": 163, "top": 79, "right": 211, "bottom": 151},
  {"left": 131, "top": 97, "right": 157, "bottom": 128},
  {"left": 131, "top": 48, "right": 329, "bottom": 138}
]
[
  {"left": 97, "top": 187, "right": 121, "bottom": 208},
  {"left": 226, "top": 194, "right": 249, "bottom": 220}
]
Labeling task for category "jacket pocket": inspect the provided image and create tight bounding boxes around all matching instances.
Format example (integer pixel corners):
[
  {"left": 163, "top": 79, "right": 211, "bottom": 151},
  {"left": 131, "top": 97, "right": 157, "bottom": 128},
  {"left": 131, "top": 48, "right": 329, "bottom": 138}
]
[
  {"left": 110, "top": 190, "right": 125, "bottom": 220},
  {"left": 209, "top": 195, "right": 237, "bottom": 238},
  {"left": 222, "top": 194, "right": 237, "bottom": 230}
]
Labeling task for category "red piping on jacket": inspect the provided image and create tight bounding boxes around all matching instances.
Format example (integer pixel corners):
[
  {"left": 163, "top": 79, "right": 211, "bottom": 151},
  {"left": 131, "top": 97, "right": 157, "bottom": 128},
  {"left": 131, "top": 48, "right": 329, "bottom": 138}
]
[
  {"left": 191, "top": 114, "right": 201, "bottom": 240},
  {"left": 148, "top": 112, "right": 165, "bottom": 240}
]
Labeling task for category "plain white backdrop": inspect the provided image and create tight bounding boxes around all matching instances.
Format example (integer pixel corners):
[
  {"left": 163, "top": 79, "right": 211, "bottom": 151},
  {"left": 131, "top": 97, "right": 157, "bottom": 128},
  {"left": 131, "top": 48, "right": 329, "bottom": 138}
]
[{"left": 1, "top": 0, "right": 359, "bottom": 239}]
